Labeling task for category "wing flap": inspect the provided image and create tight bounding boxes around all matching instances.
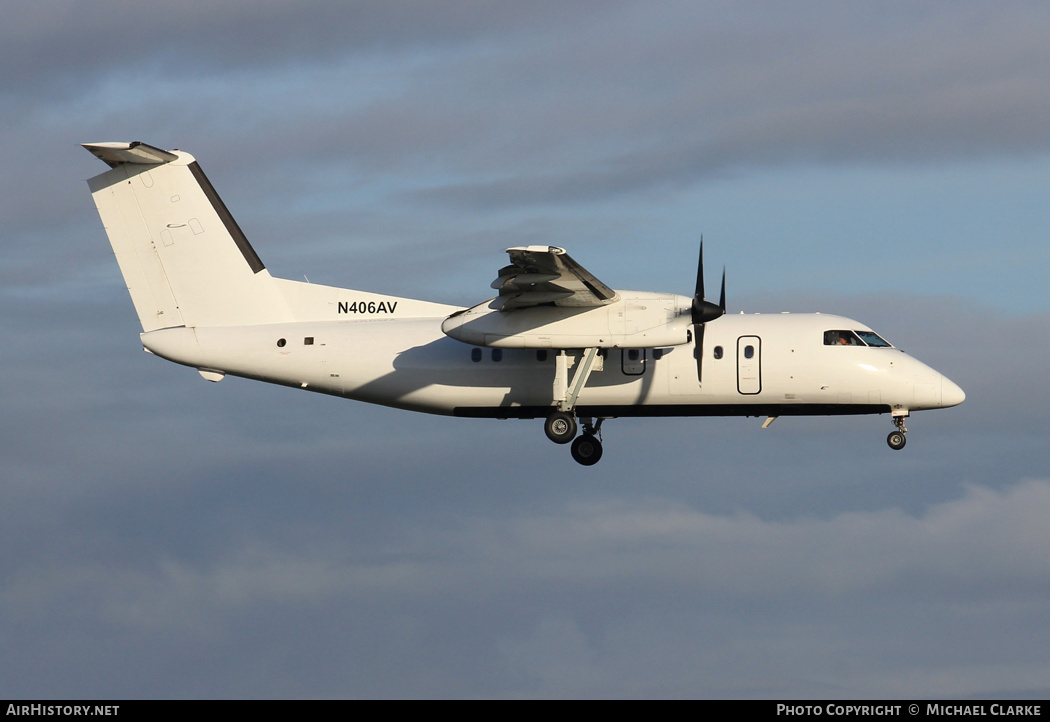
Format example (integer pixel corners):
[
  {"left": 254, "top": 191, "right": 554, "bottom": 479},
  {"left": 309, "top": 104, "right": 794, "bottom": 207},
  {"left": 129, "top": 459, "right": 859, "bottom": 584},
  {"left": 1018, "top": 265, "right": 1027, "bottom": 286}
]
[
  {"left": 490, "top": 269, "right": 560, "bottom": 290},
  {"left": 493, "top": 246, "right": 618, "bottom": 311}
]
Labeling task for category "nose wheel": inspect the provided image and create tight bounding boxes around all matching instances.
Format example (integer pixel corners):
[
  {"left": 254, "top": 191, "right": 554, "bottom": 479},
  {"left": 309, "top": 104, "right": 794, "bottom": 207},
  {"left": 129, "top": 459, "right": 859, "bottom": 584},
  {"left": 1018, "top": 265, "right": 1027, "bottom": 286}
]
[{"left": 887, "top": 416, "right": 908, "bottom": 450}]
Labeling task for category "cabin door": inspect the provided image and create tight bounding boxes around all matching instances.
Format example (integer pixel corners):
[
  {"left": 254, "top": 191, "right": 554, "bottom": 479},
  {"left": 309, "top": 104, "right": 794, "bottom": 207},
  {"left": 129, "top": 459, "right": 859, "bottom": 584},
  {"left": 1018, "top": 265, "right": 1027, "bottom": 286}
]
[{"left": 737, "top": 336, "right": 761, "bottom": 395}]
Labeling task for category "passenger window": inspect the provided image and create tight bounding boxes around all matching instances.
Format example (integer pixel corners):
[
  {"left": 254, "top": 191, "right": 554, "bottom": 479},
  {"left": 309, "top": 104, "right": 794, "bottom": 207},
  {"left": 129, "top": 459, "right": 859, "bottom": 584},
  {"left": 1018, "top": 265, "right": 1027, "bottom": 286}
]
[
  {"left": 491, "top": 349, "right": 503, "bottom": 362},
  {"left": 744, "top": 345, "right": 754, "bottom": 359},
  {"left": 536, "top": 350, "right": 548, "bottom": 362},
  {"left": 471, "top": 348, "right": 482, "bottom": 362},
  {"left": 713, "top": 346, "right": 723, "bottom": 359}
]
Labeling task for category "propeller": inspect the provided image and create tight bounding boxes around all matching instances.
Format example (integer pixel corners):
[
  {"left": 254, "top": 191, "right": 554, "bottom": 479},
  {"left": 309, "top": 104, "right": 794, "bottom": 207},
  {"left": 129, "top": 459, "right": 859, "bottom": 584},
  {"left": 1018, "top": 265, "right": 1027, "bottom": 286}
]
[{"left": 690, "top": 239, "right": 726, "bottom": 383}]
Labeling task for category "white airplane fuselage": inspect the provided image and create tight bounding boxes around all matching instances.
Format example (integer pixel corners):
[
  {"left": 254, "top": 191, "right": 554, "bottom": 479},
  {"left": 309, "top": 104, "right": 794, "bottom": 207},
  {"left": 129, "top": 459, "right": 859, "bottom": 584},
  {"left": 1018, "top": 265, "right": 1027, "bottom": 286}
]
[{"left": 140, "top": 300, "right": 963, "bottom": 420}]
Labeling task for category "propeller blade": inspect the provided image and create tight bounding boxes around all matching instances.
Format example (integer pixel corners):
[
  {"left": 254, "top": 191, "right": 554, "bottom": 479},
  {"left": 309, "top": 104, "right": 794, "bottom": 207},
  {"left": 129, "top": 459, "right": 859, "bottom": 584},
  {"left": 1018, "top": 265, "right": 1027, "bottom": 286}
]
[
  {"left": 694, "top": 323, "right": 705, "bottom": 382},
  {"left": 694, "top": 237, "right": 705, "bottom": 303},
  {"left": 719, "top": 267, "right": 726, "bottom": 313},
  {"left": 690, "top": 240, "right": 726, "bottom": 384}
]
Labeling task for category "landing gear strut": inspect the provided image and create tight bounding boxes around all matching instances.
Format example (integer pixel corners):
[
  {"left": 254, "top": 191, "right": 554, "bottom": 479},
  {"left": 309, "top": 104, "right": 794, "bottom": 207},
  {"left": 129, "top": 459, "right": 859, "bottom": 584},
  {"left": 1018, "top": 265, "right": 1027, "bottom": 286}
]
[
  {"left": 546, "top": 348, "right": 609, "bottom": 464},
  {"left": 887, "top": 415, "right": 908, "bottom": 450}
]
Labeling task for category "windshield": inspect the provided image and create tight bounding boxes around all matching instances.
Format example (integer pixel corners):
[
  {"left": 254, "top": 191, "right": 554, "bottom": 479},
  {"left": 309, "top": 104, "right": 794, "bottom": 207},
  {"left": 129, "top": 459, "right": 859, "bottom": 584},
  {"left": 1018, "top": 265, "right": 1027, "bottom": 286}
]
[
  {"left": 855, "top": 330, "right": 892, "bottom": 347},
  {"left": 824, "top": 330, "right": 894, "bottom": 347},
  {"left": 824, "top": 330, "right": 864, "bottom": 346}
]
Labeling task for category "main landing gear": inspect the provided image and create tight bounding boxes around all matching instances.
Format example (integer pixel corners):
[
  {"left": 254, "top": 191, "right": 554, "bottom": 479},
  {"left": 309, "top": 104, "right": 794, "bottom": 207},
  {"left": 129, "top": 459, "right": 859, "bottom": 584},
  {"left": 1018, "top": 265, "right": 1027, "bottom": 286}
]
[
  {"left": 887, "top": 414, "right": 908, "bottom": 450},
  {"left": 544, "top": 411, "right": 577, "bottom": 444},
  {"left": 571, "top": 419, "right": 604, "bottom": 466},
  {"left": 544, "top": 348, "right": 608, "bottom": 465},
  {"left": 545, "top": 411, "right": 605, "bottom": 466}
]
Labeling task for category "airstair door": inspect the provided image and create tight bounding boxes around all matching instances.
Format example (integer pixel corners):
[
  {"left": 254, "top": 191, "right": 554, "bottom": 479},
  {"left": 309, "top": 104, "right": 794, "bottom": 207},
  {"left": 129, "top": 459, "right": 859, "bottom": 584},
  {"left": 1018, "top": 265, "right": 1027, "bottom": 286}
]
[{"left": 737, "top": 336, "right": 761, "bottom": 395}]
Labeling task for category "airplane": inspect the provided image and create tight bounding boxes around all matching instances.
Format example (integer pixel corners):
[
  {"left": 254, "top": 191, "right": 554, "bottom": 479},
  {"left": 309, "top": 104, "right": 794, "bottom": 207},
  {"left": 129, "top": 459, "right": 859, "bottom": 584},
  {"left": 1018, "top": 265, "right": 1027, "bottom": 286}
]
[{"left": 83, "top": 141, "right": 965, "bottom": 466}]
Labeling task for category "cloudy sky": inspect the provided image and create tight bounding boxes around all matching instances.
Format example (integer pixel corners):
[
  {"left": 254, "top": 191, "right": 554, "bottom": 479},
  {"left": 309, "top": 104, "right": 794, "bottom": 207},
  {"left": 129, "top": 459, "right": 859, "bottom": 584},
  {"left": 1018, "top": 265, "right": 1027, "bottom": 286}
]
[{"left": 2, "top": 1, "right": 1049, "bottom": 699}]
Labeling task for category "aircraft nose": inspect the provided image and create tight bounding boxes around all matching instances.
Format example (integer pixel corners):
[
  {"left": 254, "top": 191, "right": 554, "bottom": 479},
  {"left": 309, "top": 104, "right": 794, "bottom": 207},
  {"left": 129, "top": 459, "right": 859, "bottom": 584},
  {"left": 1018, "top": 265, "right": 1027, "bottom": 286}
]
[{"left": 941, "top": 375, "right": 966, "bottom": 407}]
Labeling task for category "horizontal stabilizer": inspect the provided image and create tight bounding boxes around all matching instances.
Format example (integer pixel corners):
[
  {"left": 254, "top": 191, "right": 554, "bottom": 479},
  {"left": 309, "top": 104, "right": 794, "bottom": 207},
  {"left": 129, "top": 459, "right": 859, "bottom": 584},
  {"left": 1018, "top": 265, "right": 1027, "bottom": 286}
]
[{"left": 83, "top": 141, "right": 179, "bottom": 168}]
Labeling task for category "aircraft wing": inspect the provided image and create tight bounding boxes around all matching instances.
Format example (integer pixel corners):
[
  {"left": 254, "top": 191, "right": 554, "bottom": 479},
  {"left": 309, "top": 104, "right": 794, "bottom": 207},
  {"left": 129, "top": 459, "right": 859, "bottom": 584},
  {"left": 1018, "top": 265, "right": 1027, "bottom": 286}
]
[{"left": 490, "top": 246, "right": 619, "bottom": 311}]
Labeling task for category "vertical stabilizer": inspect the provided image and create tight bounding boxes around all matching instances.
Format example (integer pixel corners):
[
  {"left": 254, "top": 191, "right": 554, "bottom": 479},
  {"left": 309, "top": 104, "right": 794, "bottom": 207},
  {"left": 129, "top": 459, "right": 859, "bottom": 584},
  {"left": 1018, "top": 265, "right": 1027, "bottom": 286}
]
[{"left": 84, "top": 142, "right": 292, "bottom": 331}]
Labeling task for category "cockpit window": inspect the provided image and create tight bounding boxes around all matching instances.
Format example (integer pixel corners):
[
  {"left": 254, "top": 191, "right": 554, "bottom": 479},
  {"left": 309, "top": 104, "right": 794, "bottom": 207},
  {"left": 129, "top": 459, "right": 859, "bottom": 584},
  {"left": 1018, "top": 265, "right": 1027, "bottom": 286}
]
[
  {"left": 855, "top": 330, "right": 892, "bottom": 347},
  {"left": 823, "top": 330, "right": 894, "bottom": 347},
  {"left": 824, "top": 330, "right": 865, "bottom": 346}
]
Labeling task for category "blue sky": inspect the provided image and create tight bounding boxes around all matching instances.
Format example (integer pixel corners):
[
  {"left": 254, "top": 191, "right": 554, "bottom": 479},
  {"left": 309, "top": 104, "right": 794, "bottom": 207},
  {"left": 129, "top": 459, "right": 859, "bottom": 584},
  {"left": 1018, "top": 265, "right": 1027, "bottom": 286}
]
[{"left": 2, "top": 1, "right": 1049, "bottom": 698}]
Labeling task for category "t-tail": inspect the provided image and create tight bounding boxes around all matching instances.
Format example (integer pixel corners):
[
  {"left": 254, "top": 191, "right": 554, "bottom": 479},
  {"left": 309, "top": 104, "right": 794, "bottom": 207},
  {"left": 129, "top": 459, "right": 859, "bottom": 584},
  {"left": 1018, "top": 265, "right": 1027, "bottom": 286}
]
[{"left": 84, "top": 142, "right": 294, "bottom": 331}]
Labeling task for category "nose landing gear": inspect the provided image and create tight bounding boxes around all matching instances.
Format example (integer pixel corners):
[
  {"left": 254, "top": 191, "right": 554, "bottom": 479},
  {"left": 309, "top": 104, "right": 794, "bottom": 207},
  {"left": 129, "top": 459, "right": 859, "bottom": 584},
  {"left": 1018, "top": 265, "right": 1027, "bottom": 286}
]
[{"left": 887, "top": 415, "right": 908, "bottom": 450}]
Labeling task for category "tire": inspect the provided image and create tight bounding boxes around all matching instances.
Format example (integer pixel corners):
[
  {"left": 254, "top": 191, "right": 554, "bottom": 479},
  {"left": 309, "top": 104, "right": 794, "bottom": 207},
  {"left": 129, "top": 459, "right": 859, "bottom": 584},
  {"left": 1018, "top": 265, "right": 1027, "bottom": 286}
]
[
  {"left": 570, "top": 434, "right": 603, "bottom": 465},
  {"left": 544, "top": 411, "right": 577, "bottom": 444},
  {"left": 887, "top": 431, "right": 907, "bottom": 450}
]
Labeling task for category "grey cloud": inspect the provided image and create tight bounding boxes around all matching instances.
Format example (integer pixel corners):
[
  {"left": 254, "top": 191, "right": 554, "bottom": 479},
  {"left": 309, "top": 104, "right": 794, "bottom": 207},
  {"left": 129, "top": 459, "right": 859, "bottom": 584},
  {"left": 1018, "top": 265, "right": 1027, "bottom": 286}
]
[
  {"left": 381, "top": 4, "right": 1050, "bottom": 206},
  {"left": 4, "top": 478, "right": 1049, "bottom": 697},
  {"left": 17, "top": 4, "right": 1050, "bottom": 174},
  {"left": 8, "top": 1, "right": 1050, "bottom": 243},
  {"left": 0, "top": 1, "right": 620, "bottom": 105}
]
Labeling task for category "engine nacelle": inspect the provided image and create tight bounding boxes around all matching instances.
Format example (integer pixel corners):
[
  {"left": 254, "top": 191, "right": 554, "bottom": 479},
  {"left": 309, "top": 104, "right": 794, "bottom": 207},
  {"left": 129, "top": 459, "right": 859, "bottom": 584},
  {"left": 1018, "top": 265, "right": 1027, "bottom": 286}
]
[{"left": 441, "top": 292, "right": 693, "bottom": 348}]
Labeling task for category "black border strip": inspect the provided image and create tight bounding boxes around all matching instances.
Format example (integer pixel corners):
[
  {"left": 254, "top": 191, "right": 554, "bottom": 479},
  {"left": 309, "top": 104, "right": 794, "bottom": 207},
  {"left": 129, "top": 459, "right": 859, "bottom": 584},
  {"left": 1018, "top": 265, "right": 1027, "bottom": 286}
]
[
  {"left": 453, "top": 403, "right": 890, "bottom": 419},
  {"left": 188, "top": 161, "right": 266, "bottom": 274}
]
